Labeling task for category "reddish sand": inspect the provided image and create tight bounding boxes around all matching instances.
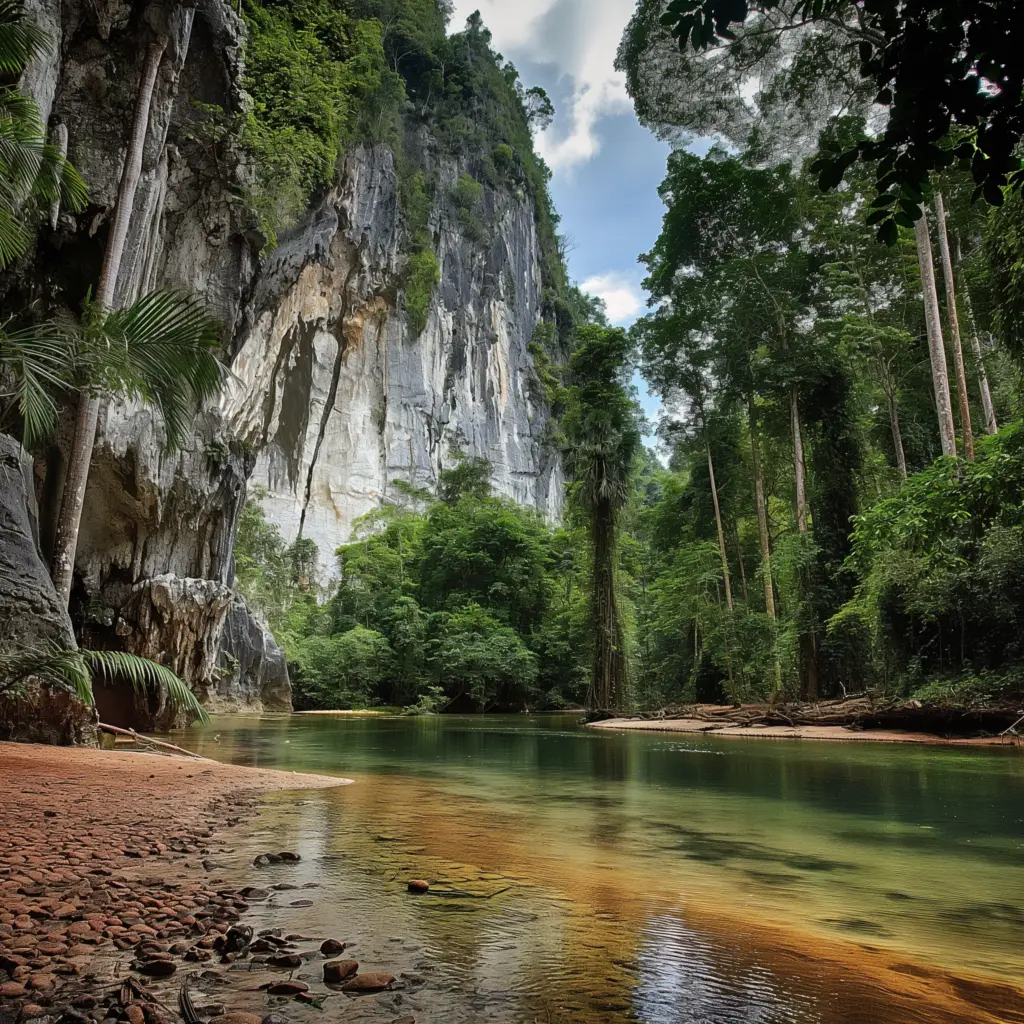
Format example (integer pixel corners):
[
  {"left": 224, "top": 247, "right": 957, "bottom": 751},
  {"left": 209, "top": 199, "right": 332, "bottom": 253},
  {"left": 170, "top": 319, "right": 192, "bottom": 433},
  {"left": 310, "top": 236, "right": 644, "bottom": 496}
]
[
  {"left": 589, "top": 717, "right": 1014, "bottom": 745},
  {"left": 0, "top": 743, "right": 346, "bottom": 1021}
]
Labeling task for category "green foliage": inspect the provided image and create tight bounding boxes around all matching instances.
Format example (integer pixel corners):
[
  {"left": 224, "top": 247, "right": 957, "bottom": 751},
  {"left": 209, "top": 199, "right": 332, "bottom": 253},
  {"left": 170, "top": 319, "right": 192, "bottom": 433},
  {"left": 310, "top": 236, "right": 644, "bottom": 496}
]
[
  {"left": 404, "top": 249, "right": 440, "bottom": 337},
  {"left": 239, "top": 0, "right": 393, "bottom": 243},
  {"left": 289, "top": 627, "right": 392, "bottom": 710},
  {"left": 247, "top": 458, "right": 591, "bottom": 712},
  {"left": 563, "top": 325, "right": 641, "bottom": 711},
  {"left": 630, "top": 0, "right": 1024, "bottom": 242},
  {"left": 833, "top": 426, "right": 1024, "bottom": 693}
]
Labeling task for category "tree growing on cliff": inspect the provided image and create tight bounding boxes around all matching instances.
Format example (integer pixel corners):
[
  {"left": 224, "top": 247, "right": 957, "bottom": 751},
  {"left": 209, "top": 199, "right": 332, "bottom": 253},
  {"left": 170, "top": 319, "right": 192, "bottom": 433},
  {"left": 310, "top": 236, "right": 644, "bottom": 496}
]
[
  {"left": 563, "top": 325, "right": 641, "bottom": 713},
  {"left": 42, "top": 31, "right": 226, "bottom": 607}
]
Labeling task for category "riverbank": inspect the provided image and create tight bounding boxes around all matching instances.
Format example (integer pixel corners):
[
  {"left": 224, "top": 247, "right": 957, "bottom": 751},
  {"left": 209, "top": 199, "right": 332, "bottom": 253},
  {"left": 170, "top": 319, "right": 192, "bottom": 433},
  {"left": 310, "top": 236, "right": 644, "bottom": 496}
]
[
  {"left": 0, "top": 743, "right": 380, "bottom": 1024},
  {"left": 588, "top": 717, "right": 1015, "bottom": 744}
]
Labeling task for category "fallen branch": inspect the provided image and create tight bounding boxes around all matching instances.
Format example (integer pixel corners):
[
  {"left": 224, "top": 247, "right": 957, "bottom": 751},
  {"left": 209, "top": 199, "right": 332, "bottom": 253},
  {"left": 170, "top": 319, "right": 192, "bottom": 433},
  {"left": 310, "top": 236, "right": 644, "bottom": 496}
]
[{"left": 98, "top": 723, "right": 206, "bottom": 760}]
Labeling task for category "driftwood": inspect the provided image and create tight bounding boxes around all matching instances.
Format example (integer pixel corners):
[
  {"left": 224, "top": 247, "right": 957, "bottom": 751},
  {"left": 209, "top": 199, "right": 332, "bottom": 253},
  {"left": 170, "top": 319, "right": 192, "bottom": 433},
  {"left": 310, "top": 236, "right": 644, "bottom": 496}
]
[
  {"left": 625, "top": 696, "right": 1024, "bottom": 738},
  {"left": 98, "top": 723, "right": 207, "bottom": 759}
]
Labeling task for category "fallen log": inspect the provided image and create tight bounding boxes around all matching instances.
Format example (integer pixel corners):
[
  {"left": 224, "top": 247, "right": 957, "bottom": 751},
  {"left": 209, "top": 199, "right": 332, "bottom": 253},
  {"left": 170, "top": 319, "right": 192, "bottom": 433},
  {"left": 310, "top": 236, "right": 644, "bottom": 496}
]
[{"left": 630, "top": 697, "right": 1024, "bottom": 738}]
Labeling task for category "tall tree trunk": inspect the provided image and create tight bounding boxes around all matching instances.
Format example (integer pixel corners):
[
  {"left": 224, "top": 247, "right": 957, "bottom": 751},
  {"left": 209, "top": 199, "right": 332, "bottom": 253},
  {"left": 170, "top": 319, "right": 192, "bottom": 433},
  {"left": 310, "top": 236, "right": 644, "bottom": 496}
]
[
  {"left": 706, "top": 438, "right": 733, "bottom": 613},
  {"left": 589, "top": 498, "right": 627, "bottom": 712},
  {"left": 748, "top": 402, "right": 776, "bottom": 618},
  {"left": 886, "top": 388, "right": 908, "bottom": 481},
  {"left": 733, "top": 526, "right": 749, "bottom": 605},
  {"left": 791, "top": 390, "right": 808, "bottom": 534},
  {"left": 914, "top": 207, "right": 958, "bottom": 459},
  {"left": 50, "top": 40, "right": 167, "bottom": 606},
  {"left": 952, "top": 233, "right": 999, "bottom": 436},
  {"left": 933, "top": 192, "right": 974, "bottom": 460}
]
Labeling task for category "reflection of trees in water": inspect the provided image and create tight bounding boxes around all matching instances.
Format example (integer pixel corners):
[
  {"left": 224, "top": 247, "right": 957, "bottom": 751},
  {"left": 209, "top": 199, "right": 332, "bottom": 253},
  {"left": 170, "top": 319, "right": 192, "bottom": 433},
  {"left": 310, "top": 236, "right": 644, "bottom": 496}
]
[{"left": 634, "top": 915, "right": 816, "bottom": 1024}]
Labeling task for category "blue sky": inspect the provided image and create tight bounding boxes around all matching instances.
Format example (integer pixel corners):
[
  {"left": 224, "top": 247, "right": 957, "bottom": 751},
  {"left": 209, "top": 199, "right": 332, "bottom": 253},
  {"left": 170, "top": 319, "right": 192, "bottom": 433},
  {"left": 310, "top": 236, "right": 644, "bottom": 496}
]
[{"left": 451, "top": 0, "right": 672, "bottom": 424}]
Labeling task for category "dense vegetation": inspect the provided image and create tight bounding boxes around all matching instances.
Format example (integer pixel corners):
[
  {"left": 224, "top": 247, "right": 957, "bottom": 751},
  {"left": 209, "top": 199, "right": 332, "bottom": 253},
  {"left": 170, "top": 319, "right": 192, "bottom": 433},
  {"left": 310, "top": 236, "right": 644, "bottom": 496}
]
[{"left": 233, "top": 0, "right": 1024, "bottom": 715}]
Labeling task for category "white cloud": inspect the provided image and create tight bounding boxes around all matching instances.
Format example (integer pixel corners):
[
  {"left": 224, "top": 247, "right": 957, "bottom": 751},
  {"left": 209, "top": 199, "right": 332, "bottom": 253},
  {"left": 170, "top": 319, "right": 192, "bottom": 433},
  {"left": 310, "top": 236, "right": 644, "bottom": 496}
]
[
  {"left": 581, "top": 273, "right": 644, "bottom": 324},
  {"left": 451, "top": 0, "right": 635, "bottom": 172}
]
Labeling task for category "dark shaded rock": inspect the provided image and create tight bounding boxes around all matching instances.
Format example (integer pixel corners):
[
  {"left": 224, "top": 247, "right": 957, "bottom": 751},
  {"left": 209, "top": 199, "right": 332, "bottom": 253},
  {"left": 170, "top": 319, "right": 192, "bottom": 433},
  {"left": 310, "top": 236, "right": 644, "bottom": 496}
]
[
  {"left": 215, "top": 597, "right": 292, "bottom": 713},
  {"left": 136, "top": 960, "right": 175, "bottom": 978},
  {"left": 319, "top": 939, "right": 345, "bottom": 956},
  {"left": 265, "top": 982, "right": 307, "bottom": 997},
  {"left": 406, "top": 880, "right": 429, "bottom": 894},
  {"left": 277, "top": 853, "right": 300, "bottom": 863},
  {"left": 0, "top": 434, "right": 95, "bottom": 746},
  {"left": 287, "top": 901, "right": 313, "bottom": 909},
  {"left": 267, "top": 955, "right": 301, "bottom": 970}
]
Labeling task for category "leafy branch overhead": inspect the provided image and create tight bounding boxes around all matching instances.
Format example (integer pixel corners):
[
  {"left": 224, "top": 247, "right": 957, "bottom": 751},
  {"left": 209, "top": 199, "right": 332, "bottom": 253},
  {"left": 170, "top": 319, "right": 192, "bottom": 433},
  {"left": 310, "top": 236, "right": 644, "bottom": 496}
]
[{"left": 643, "top": 0, "right": 1024, "bottom": 242}]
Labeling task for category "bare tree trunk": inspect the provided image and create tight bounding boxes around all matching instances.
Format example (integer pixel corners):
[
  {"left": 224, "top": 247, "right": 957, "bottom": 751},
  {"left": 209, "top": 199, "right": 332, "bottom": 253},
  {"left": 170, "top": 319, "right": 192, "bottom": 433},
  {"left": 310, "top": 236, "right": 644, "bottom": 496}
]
[
  {"left": 953, "top": 233, "right": 999, "bottom": 436},
  {"left": 589, "top": 499, "right": 628, "bottom": 713},
  {"left": 883, "top": 376, "right": 908, "bottom": 481},
  {"left": 791, "top": 390, "right": 808, "bottom": 534},
  {"left": 733, "top": 526, "right": 749, "bottom": 605},
  {"left": 933, "top": 192, "right": 974, "bottom": 460},
  {"left": 915, "top": 207, "right": 958, "bottom": 459},
  {"left": 50, "top": 40, "right": 167, "bottom": 606},
  {"left": 748, "top": 402, "right": 776, "bottom": 618},
  {"left": 706, "top": 439, "right": 733, "bottom": 613}
]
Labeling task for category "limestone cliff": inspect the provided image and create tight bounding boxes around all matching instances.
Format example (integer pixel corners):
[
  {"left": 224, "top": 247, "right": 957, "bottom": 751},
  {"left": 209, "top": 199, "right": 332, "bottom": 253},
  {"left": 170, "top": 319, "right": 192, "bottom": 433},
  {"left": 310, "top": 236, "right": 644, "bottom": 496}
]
[
  {"left": 9, "top": 0, "right": 563, "bottom": 718},
  {"left": 222, "top": 144, "right": 564, "bottom": 579}
]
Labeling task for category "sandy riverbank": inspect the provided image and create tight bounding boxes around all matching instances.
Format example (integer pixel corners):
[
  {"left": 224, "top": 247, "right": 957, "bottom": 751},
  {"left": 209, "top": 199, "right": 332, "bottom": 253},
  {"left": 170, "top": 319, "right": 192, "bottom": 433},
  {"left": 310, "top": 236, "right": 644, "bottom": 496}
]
[
  {"left": 0, "top": 743, "right": 358, "bottom": 1024},
  {"left": 588, "top": 717, "right": 1016, "bottom": 745}
]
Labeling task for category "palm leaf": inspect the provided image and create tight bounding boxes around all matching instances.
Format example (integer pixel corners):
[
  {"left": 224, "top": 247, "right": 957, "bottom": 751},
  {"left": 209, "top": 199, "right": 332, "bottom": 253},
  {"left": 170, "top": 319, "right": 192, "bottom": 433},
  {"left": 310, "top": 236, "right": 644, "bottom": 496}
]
[
  {"left": 0, "top": 205, "right": 27, "bottom": 266},
  {"left": 0, "top": 0, "right": 50, "bottom": 76},
  {"left": 0, "top": 320, "right": 72, "bottom": 444},
  {"left": 0, "top": 642, "right": 210, "bottom": 725},
  {"left": 82, "top": 649, "right": 211, "bottom": 724},
  {"left": 100, "top": 291, "right": 225, "bottom": 449}
]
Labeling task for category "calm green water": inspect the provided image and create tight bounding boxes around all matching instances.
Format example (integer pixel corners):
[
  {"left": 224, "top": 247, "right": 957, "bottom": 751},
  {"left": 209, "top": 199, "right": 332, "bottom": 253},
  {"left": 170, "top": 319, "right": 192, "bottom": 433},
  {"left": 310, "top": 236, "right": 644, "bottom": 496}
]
[{"left": 174, "top": 714, "right": 1024, "bottom": 1023}]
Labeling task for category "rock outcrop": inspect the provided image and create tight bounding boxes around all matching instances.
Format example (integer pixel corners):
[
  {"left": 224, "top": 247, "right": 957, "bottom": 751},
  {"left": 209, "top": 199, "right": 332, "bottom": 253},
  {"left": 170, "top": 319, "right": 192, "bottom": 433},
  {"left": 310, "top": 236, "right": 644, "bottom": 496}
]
[
  {"left": 216, "top": 596, "right": 292, "bottom": 714},
  {"left": 5, "top": 0, "right": 562, "bottom": 719},
  {"left": 0, "top": 434, "right": 94, "bottom": 744}
]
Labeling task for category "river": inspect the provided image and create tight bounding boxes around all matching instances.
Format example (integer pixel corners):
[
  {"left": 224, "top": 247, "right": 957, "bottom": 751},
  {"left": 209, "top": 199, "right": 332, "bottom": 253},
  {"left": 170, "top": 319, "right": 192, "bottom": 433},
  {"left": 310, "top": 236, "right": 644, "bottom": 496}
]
[{"left": 174, "top": 713, "right": 1024, "bottom": 1023}]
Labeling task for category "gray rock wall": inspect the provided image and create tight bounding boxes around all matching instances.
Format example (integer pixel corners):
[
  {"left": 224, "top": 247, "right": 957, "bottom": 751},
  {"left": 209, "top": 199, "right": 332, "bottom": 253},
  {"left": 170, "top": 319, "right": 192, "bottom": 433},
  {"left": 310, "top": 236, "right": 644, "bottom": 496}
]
[{"left": 0, "top": 434, "right": 95, "bottom": 744}]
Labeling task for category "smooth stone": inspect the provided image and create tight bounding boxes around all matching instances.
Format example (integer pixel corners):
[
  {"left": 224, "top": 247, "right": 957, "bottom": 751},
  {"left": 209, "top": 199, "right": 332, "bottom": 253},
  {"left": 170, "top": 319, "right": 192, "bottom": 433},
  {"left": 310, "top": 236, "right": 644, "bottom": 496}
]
[
  {"left": 406, "top": 880, "right": 429, "bottom": 894},
  {"left": 319, "top": 939, "right": 345, "bottom": 955},
  {"left": 322, "top": 960, "right": 358, "bottom": 984},
  {"left": 265, "top": 982, "right": 307, "bottom": 996},
  {"left": 208, "top": 1015, "right": 263, "bottom": 1024},
  {"left": 341, "top": 973, "right": 395, "bottom": 993}
]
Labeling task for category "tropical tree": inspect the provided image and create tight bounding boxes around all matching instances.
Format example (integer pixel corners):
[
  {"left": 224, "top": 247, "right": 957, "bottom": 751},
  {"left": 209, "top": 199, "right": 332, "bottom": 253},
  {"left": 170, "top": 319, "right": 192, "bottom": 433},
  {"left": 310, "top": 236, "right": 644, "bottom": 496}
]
[
  {"left": 563, "top": 325, "right": 641, "bottom": 713},
  {"left": 0, "top": 0, "right": 87, "bottom": 267}
]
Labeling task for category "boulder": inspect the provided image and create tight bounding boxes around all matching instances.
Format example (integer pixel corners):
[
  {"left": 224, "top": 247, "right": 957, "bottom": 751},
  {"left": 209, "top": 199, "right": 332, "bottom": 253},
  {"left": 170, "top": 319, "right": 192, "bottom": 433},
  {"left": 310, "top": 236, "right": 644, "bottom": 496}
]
[
  {"left": 341, "top": 973, "right": 395, "bottom": 993},
  {"left": 0, "top": 433, "right": 95, "bottom": 745},
  {"left": 216, "top": 596, "right": 292, "bottom": 713}
]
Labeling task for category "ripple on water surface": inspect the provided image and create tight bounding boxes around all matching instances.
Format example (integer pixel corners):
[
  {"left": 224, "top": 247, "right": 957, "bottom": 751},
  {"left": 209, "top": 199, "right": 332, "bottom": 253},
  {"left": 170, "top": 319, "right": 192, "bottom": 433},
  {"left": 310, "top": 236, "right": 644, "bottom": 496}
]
[{"left": 175, "top": 713, "right": 1024, "bottom": 1023}]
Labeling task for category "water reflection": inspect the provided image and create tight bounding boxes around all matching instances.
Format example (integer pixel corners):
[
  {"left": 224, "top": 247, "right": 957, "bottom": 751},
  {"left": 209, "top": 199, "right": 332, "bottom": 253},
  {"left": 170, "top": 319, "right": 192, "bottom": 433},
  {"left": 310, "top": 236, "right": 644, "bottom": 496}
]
[{"left": 175, "top": 714, "right": 1024, "bottom": 1022}]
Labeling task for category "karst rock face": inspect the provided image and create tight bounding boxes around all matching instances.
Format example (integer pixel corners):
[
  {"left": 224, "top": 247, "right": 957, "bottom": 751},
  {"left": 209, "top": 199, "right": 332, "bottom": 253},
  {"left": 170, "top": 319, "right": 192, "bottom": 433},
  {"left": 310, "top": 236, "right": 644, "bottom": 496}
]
[{"left": 7, "top": 0, "right": 562, "bottom": 719}]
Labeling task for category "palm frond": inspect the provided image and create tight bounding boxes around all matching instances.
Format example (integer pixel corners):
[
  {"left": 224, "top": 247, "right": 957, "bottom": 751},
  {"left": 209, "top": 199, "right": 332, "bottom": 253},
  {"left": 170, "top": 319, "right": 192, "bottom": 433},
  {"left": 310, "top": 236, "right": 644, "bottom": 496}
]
[
  {"left": 100, "top": 291, "right": 225, "bottom": 449},
  {"left": 0, "top": 320, "right": 73, "bottom": 444},
  {"left": 0, "top": 1, "right": 50, "bottom": 76},
  {"left": 0, "top": 642, "right": 210, "bottom": 725},
  {"left": 0, "top": 205, "right": 28, "bottom": 266},
  {"left": 82, "top": 649, "right": 211, "bottom": 724}
]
